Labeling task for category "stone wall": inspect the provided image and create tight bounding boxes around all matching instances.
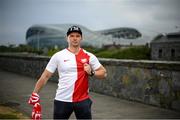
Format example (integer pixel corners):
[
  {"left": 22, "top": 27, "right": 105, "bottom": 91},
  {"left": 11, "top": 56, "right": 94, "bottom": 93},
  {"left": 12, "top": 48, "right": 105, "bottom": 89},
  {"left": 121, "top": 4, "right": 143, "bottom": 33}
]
[{"left": 0, "top": 54, "right": 180, "bottom": 111}]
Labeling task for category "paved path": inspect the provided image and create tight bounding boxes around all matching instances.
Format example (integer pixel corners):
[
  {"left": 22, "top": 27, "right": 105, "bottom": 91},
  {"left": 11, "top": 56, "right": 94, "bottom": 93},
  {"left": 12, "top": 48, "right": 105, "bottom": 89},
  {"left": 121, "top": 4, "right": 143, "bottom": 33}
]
[{"left": 0, "top": 69, "right": 180, "bottom": 119}]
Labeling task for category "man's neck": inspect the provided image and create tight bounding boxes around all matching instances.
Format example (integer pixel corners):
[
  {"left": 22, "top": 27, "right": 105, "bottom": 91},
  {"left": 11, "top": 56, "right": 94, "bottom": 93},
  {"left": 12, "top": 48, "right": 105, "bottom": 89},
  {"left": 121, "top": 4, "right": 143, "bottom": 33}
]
[{"left": 68, "top": 46, "right": 81, "bottom": 55}]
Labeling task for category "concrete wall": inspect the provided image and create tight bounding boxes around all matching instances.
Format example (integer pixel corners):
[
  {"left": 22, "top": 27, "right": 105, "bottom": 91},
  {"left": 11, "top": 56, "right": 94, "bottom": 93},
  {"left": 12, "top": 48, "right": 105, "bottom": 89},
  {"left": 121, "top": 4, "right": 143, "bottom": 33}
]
[{"left": 0, "top": 54, "right": 180, "bottom": 111}]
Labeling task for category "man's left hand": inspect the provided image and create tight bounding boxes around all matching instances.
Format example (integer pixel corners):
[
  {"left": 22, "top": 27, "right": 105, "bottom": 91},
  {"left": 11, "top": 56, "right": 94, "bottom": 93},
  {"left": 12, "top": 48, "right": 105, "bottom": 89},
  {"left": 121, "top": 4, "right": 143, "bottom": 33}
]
[
  {"left": 32, "top": 103, "right": 42, "bottom": 120},
  {"left": 83, "top": 63, "right": 92, "bottom": 75}
]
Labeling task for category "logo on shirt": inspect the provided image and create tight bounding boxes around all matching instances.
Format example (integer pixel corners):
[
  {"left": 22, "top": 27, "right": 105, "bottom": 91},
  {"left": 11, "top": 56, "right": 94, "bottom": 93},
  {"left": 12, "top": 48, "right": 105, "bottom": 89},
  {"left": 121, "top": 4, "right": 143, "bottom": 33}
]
[
  {"left": 64, "top": 59, "right": 70, "bottom": 62},
  {"left": 81, "top": 58, "right": 87, "bottom": 64}
]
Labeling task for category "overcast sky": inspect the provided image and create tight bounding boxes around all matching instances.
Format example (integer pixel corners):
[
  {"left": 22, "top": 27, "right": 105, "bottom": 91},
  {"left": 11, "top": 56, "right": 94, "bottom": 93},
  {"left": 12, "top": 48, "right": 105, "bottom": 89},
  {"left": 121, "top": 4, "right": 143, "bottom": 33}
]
[{"left": 0, "top": 0, "right": 180, "bottom": 45}]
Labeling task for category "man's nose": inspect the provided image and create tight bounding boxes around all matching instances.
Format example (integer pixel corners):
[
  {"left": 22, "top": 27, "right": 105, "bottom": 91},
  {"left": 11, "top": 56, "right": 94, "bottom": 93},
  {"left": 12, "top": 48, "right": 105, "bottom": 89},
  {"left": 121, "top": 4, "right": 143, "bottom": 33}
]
[{"left": 73, "top": 38, "right": 78, "bottom": 40}]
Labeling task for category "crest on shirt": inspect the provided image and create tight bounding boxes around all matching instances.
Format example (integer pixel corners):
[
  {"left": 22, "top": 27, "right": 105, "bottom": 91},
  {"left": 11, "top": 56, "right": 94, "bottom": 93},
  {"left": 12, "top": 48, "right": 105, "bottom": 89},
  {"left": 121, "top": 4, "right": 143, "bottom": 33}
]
[{"left": 81, "top": 58, "right": 87, "bottom": 64}]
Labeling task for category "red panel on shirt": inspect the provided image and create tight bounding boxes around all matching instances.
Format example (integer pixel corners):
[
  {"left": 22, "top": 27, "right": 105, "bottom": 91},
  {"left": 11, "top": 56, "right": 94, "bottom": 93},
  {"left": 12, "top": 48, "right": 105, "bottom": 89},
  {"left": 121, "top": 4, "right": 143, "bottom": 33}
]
[{"left": 73, "top": 49, "right": 90, "bottom": 102}]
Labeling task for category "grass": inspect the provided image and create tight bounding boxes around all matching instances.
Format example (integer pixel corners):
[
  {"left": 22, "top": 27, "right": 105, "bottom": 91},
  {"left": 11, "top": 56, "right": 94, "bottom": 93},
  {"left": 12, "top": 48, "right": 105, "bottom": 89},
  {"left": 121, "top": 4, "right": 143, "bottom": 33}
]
[
  {"left": 0, "top": 114, "right": 19, "bottom": 119},
  {"left": 0, "top": 105, "right": 29, "bottom": 119}
]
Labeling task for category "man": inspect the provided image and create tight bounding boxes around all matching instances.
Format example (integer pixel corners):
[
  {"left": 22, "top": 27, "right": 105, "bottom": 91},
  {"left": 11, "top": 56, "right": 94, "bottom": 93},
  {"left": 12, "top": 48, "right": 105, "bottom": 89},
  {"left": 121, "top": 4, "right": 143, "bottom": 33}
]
[{"left": 28, "top": 25, "right": 107, "bottom": 119}]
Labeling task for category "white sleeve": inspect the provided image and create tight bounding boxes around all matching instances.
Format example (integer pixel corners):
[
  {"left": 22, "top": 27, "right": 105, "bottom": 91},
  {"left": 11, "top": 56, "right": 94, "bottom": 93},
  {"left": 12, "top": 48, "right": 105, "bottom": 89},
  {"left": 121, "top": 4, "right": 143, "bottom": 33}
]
[
  {"left": 89, "top": 53, "right": 101, "bottom": 71},
  {"left": 46, "top": 54, "right": 58, "bottom": 73}
]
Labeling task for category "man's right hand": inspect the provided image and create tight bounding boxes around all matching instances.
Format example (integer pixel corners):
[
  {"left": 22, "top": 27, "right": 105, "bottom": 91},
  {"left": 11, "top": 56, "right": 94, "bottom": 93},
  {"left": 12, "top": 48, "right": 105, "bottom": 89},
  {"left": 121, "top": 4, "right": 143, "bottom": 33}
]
[
  {"left": 28, "top": 93, "right": 40, "bottom": 105},
  {"left": 32, "top": 102, "right": 42, "bottom": 120}
]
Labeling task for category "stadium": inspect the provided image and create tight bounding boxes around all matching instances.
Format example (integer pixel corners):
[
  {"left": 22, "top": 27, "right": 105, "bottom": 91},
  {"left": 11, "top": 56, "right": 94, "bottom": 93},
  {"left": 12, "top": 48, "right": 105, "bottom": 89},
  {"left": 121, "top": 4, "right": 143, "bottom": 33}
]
[{"left": 26, "top": 24, "right": 141, "bottom": 49}]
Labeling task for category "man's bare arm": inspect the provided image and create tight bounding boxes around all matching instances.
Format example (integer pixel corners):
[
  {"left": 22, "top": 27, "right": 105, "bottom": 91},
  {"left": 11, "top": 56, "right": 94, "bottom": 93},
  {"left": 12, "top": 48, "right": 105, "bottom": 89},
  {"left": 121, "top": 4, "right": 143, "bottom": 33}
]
[
  {"left": 33, "top": 69, "right": 53, "bottom": 93},
  {"left": 94, "top": 65, "right": 107, "bottom": 79}
]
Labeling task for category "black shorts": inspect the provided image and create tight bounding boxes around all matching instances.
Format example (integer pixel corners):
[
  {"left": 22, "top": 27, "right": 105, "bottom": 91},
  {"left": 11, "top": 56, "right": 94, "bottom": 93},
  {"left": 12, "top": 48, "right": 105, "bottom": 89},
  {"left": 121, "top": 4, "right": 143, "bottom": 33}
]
[{"left": 53, "top": 98, "right": 92, "bottom": 119}]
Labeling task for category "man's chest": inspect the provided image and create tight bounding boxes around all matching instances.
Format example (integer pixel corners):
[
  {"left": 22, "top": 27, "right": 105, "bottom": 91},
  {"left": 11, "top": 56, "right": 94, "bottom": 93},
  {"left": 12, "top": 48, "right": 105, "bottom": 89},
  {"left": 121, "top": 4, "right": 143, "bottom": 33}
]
[{"left": 57, "top": 53, "right": 90, "bottom": 73}]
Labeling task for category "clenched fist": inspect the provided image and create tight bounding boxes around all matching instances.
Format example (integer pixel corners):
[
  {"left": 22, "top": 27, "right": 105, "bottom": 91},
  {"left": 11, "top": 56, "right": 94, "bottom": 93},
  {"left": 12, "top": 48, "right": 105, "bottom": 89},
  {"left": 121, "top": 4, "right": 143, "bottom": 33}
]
[{"left": 84, "top": 63, "right": 92, "bottom": 75}]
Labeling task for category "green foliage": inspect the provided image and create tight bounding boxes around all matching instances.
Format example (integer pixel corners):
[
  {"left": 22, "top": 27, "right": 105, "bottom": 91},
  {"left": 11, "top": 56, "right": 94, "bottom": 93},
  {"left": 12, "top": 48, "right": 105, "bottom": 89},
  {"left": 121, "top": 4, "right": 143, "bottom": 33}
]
[
  {"left": 73, "top": 45, "right": 151, "bottom": 60},
  {"left": 82, "top": 45, "right": 104, "bottom": 54},
  {"left": 0, "top": 114, "right": 19, "bottom": 119},
  {"left": 89, "top": 46, "right": 151, "bottom": 60},
  {"left": 48, "top": 48, "right": 61, "bottom": 56},
  {"left": 0, "top": 44, "right": 151, "bottom": 60},
  {"left": 0, "top": 44, "right": 42, "bottom": 55},
  {"left": 95, "top": 50, "right": 114, "bottom": 58}
]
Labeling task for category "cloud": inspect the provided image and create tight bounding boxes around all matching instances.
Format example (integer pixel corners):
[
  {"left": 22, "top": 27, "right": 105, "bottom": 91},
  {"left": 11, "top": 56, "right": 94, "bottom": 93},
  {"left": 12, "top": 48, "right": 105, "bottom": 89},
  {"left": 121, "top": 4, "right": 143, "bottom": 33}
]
[{"left": 0, "top": 0, "right": 180, "bottom": 45}]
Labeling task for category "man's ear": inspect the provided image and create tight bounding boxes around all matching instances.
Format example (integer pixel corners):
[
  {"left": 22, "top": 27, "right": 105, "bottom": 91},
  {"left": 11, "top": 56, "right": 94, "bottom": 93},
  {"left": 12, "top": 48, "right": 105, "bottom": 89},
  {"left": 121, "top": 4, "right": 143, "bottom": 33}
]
[{"left": 66, "top": 36, "right": 70, "bottom": 42}]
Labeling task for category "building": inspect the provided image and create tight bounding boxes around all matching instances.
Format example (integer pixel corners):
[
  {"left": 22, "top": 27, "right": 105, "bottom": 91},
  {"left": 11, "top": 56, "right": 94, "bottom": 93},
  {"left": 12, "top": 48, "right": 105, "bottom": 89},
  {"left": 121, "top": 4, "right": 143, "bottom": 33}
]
[
  {"left": 26, "top": 24, "right": 142, "bottom": 49},
  {"left": 150, "top": 32, "right": 180, "bottom": 61},
  {"left": 97, "top": 27, "right": 141, "bottom": 39},
  {"left": 26, "top": 24, "right": 109, "bottom": 49}
]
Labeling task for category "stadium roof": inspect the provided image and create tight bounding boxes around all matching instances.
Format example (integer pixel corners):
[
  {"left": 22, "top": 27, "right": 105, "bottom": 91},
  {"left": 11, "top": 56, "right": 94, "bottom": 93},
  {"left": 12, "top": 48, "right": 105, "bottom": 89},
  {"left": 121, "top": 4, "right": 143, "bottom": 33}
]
[{"left": 26, "top": 24, "right": 142, "bottom": 48}]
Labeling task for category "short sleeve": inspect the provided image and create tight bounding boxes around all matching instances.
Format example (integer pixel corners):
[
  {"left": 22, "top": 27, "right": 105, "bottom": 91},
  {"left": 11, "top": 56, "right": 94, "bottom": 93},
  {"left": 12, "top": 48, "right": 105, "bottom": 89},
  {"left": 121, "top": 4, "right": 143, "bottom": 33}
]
[
  {"left": 89, "top": 53, "right": 101, "bottom": 71},
  {"left": 46, "top": 54, "right": 58, "bottom": 73}
]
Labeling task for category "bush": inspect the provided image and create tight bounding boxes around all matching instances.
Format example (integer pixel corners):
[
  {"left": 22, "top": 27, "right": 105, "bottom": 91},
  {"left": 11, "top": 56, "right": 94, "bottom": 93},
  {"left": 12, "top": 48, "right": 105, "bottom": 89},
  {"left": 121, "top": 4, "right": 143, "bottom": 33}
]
[
  {"left": 95, "top": 46, "right": 151, "bottom": 60},
  {"left": 0, "top": 44, "right": 43, "bottom": 55},
  {"left": 48, "top": 48, "right": 61, "bottom": 56},
  {"left": 0, "top": 44, "right": 150, "bottom": 60}
]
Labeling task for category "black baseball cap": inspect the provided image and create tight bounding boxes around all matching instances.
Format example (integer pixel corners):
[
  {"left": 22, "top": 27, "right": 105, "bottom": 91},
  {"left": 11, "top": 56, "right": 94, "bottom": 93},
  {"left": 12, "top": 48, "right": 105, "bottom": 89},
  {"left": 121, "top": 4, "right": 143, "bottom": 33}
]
[{"left": 67, "top": 26, "right": 82, "bottom": 36}]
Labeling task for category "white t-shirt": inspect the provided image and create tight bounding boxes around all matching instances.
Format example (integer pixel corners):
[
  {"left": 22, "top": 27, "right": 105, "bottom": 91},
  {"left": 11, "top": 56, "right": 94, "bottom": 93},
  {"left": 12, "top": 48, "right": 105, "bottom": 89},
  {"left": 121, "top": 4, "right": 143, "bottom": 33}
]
[{"left": 46, "top": 48, "right": 101, "bottom": 102}]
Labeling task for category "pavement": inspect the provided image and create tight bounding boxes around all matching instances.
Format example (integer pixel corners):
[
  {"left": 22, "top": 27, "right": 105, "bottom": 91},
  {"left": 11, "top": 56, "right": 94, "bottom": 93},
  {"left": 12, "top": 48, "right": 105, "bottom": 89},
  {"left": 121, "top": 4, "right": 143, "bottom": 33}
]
[{"left": 0, "top": 69, "right": 180, "bottom": 119}]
